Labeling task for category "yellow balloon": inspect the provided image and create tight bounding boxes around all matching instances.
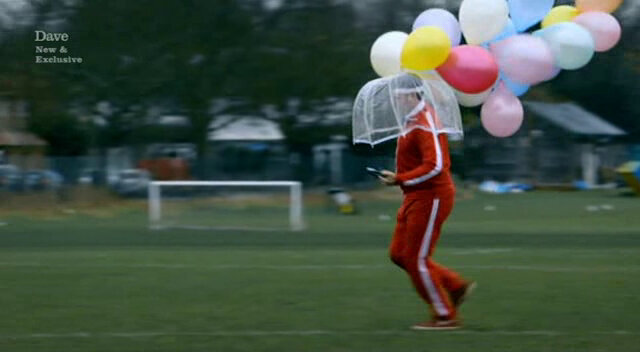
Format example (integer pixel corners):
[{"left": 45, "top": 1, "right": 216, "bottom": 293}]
[
  {"left": 401, "top": 26, "right": 451, "bottom": 71},
  {"left": 576, "top": 0, "right": 623, "bottom": 13},
  {"left": 542, "top": 5, "right": 579, "bottom": 28}
]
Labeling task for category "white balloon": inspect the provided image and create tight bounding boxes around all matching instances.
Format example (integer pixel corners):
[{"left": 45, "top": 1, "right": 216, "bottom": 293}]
[
  {"left": 459, "top": 0, "right": 509, "bottom": 45},
  {"left": 370, "top": 31, "right": 408, "bottom": 77},
  {"left": 534, "top": 23, "right": 595, "bottom": 70},
  {"left": 431, "top": 70, "right": 493, "bottom": 107},
  {"left": 412, "top": 9, "right": 462, "bottom": 47},
  {"left": 455, "top": 86, "right": 493, "bottom": 107}
]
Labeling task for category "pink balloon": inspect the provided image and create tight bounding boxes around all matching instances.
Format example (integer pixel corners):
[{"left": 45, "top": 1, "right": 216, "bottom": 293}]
[
  {"left": 573, "top": 12, "right": 621, "bottom": 52},
  {"left": 543, "top": 66, "right": 562, "bottom": 82},
  {"left": 481, "top": 83, "right": 524, "bottom": 138},
  {"left": 490, "top": 35, "right": 555, "bottom": 85},
  {"left": 436, "top": 45, "right": 499, "bottom": 94}
]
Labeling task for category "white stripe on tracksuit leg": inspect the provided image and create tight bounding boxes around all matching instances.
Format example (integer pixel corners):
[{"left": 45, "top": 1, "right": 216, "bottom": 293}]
[{"left": 417, "top": 198, "right": 449, "bottom": 317}]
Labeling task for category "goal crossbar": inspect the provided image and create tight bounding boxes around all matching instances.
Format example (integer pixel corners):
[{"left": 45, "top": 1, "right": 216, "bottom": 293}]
[{"left": 148, "top": 181, "right": 304, "bottom": 231}]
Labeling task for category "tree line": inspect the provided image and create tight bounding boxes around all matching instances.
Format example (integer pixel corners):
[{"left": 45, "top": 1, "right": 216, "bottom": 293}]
[{"left": 0, "top": 0, "right": 637, "bottom": 158}]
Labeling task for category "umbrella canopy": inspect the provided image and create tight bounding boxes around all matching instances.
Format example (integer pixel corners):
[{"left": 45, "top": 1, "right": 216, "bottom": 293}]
[{"left": 352, "top": 73, "right": 462, "bottom": 146}]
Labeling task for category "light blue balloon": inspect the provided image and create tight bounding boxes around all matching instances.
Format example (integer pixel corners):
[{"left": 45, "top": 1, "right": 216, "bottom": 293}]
[
  {"left": 483, "top": 18, "right": 517, "bottom": 47},
  {"left": 534, "top": 23, "right": 595, "bottom": 70},
  {"left": 501, "top": 72, "right": 529, "bottom": 97},
  {"left": 508, "top": 0, "right": 554, "bottom": 32}
]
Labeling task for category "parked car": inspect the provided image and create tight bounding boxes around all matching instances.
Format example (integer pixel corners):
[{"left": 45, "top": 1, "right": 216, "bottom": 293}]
[
  {"left": 23, "top": 170, "right": 64, "bottom": 191},
  {"left": 77, "top": 169, "right": 105, "bottom": 186},
  {"left": 112, "top": 169, "right": 151, "bottom": 196},
  {"left": 0, "top": 164, "right": 23, "bottom": 191}
]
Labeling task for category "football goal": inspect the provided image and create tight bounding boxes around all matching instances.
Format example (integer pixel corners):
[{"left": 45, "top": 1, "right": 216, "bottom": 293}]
[{"left": 148, "top": 181, "right": 304, "bottom": 231}]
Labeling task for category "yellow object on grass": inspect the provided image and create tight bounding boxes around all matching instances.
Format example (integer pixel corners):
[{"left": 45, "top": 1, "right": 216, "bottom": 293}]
[
  {"left": 339, "top": 204, "right": 355, "bottom": 214},
  {"left": 616, "top": 161, "right": 640, "bottom": 195}
]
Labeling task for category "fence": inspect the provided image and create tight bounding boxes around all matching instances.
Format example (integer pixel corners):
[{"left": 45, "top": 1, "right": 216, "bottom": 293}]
[{"left": 1, "top": 140, "right": 635, "bottom": 208}]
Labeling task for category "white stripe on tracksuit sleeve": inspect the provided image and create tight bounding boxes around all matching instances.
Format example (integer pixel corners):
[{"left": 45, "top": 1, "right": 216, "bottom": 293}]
[{"left": 402, "top": 127, "right": 443, "bottom": 186}]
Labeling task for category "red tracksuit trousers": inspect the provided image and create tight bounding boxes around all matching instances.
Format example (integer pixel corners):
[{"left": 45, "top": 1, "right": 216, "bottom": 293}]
[{"left": 389, "top": 189, "right": 465, "bottom": 320}]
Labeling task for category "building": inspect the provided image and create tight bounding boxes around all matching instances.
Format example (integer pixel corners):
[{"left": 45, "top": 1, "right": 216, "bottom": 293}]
[
  {"left": 465, "top": 101, "right": 627, "bottom": 187},
  {"left": 0, "top": 98, "right": 47, "bottom": 169},
  {"left": 205, "top": 116, "right": 291, "bottom": 180}
]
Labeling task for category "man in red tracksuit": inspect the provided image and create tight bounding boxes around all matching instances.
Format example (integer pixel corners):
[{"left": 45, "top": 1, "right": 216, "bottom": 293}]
[{"left": 379, "top": 95, "right": 475, "bottom": 330}]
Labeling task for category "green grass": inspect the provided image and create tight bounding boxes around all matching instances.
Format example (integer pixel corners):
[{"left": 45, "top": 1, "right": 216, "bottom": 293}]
[{"left": 0, "top": 190, "right": 639, "bottom": 352}]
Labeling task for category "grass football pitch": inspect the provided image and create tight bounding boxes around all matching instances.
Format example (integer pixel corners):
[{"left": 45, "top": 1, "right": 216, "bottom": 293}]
[{"left": 0, "top": 189, "right": 639, "bottom": 351}]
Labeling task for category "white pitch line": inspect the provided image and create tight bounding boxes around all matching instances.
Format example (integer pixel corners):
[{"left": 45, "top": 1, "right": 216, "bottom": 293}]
[
  {"left": 0, "top": 262, "right": 387, "bottom": 270},
  {"left": 0, "top": 262, "right": 640, "bottom": 273},
  {"left": 0, "top": 262, "right": 43, "bottom": 267},
  {"left": 1, "top": 329, "right": 639, "bottom": 340},
  {"left": 456, "top": 265, "right": 640, "bottom": 273},
  {"left": 1, "top": 262, "right": 639, "bottom": 272},
  {"left": 451, "top": 248, "right": 515, "bottom": 255}
]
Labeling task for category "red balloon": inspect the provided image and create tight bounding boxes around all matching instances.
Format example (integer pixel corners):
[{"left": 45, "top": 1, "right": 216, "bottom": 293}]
[{"left": 436, "top": 45, "right": 499, "bottom": 94}]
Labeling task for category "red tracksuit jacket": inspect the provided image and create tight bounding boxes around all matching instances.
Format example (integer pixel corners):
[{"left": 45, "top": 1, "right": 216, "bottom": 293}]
[{"left": 394, "top": 109, "right": 454, "bottom": 195}]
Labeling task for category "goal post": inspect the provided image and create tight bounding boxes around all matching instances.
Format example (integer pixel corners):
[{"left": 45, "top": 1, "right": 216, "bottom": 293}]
[{"left": 148, "top": 181, "right": 305, "bottom": 231}]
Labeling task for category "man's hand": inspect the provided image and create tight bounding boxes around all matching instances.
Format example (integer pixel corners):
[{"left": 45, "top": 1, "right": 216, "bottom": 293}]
[{"left": 379, "top": 170, "right": 397, "bottom": 186}]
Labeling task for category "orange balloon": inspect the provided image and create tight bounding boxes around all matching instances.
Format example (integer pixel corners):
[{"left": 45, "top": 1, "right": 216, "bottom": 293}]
[{"left": 576, "top": 0, "right": 624, "bottom": 13}]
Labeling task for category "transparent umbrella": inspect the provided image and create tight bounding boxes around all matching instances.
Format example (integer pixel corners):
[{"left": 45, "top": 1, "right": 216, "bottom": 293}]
[{"left": 352, "top": 73, "right": 463, "bottom": 146}]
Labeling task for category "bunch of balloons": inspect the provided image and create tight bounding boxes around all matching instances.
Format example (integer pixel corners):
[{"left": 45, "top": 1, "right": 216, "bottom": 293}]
[{"left": 368, "top": 0, "right": 624, "bottom": 137}]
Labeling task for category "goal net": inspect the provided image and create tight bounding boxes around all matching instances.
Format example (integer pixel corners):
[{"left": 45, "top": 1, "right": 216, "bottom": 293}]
[{"left": 148, "top": 181, "right": 304, "bottom": 231}]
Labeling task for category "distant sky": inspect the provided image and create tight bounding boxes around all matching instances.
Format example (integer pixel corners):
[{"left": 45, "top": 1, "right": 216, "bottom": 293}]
[
  {"left": 1, "top": 0, "right": 637, "bottom": 33},
  {"left": 262, "top": 0, "right": 284, "bottom": 11},
  {"left": 618, "top": 1, "right": 640, "bottom": 24},
  {"left": 0, "top": 0, "right": 29, "bottom": 30},
  {"left": 351, "top": 0, "right": 638, "bottom": 27}
]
